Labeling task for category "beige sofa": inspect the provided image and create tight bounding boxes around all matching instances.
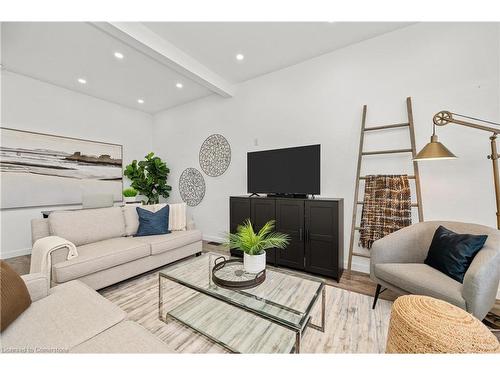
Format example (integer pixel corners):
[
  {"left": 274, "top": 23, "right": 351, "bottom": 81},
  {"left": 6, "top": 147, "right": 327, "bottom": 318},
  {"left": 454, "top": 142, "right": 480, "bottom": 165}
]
[
  {"left": 31, "top": 205, "right": 202, "bottom": 290},
  {"left": 0, "top": 273, "right": 173, "bottom": 353}
]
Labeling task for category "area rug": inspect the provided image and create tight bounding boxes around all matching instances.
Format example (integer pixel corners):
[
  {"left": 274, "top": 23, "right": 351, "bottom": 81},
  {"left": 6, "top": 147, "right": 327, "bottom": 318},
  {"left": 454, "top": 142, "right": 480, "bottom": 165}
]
[{"left": 100, "top": 266, "right": 392, "bottom": 353}]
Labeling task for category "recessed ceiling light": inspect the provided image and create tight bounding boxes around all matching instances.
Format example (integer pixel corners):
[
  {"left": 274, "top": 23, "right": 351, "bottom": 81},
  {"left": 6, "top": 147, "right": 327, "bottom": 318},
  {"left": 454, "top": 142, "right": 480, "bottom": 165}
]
[
  {"left": 175, "top": 82, "right": 183, "bottom": 89},
  {"left": 137, "top": 99, "right": 144, "bottom": 104},
  {"left": 77, "top": 78, "right": 87, "bottom": 84},
  {"left": 114, "top": 52, "right": 124, "bottom": 59},
  {"left": 236, "top": 53, "right": 245, "bottom": 61}
]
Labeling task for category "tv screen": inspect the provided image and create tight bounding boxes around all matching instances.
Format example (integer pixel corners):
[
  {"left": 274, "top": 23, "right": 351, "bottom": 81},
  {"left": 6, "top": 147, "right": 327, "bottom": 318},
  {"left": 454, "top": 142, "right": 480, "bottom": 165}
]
[{"left": 247, "top": 145, "right": 320, "bottom": 195}]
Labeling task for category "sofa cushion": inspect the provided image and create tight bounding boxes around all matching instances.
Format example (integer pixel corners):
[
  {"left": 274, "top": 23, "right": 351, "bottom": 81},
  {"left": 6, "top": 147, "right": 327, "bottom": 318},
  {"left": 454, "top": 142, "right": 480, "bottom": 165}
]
[
  {"left": 70, "top": 321, "right": 175, "bottom": 353},
  {"left": 49, "top": 207, "right": 126, "bottom": 246},
  {"left": 133, "top": 229, "right": 202, "bottom": 255},
  {"left": 375, "top": 263, "right": 466, "bottom": 308},
  {"left": 122, "top": 204, "right": 157, "bottom": 236},
  {"left": 0, "top": 261, "right": 31, "bottom": 332},
  {"left": 424, "top": 225, "right": 487, "bottom": 283},
  {"left": 0, "top": 280, "right": 125, "bottom": 352},
  {"left": 135, "top": 205, "right": 170, "bottom": 237},
  {"left": 52, "top": 237, "right": 149, "bottom": 283}
]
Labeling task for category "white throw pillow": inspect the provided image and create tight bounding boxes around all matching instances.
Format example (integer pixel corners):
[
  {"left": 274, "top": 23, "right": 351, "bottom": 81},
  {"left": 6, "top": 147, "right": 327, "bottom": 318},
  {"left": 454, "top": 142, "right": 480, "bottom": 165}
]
[{"left": 168, "top": 203, "right": 187, "bottom": 231}]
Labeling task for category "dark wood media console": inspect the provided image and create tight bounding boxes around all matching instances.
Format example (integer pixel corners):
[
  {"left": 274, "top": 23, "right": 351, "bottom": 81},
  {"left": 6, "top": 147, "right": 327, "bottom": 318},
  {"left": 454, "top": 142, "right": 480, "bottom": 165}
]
[{"left": 229, "top": 196, "right": 344, "bottom": 281}]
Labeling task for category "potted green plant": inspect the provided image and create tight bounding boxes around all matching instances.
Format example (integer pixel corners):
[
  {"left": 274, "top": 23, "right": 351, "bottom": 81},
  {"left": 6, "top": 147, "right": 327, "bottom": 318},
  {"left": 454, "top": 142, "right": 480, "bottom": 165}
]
[
  {"left": 123, "top": 188, "right": 138, "bottom": 203},
  {"left": 124, "top": 152, "right": 172, "bottom": 205},
  {"left": 227, "top": 219, "right": 290, "bottom": 273}
]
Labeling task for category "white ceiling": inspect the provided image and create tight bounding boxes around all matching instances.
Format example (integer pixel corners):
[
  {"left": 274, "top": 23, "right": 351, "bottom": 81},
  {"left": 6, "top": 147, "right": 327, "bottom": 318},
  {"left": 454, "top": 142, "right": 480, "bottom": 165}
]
[
  {"left": 143, "top": 22, "right": 413, "bottom": 83},
  {"left": 1, "top": 22, "right": 212, "bottom": 113},
  {"left": 1, "top": 22, "right": 413, "bottom": 113}
]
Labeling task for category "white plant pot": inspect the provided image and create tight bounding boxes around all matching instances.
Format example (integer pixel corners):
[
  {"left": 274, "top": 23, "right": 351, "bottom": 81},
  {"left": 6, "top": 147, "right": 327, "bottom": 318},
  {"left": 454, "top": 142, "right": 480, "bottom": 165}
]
[
  {"left": 243, "top": 251, "right": 266, "bottom": 274},
  {"left": 124, "top": 196, "right": 137, "bottom": 203}
]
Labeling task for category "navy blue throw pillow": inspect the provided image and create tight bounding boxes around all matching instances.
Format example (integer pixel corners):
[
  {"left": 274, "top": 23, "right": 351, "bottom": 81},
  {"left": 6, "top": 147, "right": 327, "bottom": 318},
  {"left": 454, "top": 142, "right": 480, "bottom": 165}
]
[
  {"left": 134, "top": 205, "right": 170, "bottom": 237},
  {"left": 424, "top": 225, "right": 487, "bottom": 283}
]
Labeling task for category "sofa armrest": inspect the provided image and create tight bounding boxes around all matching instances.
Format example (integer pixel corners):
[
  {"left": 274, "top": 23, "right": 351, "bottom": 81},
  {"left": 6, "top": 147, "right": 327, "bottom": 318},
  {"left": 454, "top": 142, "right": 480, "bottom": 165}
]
[
  {"left": 21, "top": 273, "right": 48, "bottom": 302},
  {"left": 50, "top": 247, "right": 70, "bottom": 265},
  {"left": 370, "top": 223, "right": 434, "bottom": 280},
  {"left": 462, "top": 245, "right": 500, "bottom": 319}
]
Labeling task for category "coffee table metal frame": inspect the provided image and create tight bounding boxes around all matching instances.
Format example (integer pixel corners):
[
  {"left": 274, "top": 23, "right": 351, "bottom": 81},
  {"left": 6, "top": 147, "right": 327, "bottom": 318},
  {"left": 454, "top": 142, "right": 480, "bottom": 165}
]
[{"left": 158, "top": 257, "right": 326, "bottom": 354}]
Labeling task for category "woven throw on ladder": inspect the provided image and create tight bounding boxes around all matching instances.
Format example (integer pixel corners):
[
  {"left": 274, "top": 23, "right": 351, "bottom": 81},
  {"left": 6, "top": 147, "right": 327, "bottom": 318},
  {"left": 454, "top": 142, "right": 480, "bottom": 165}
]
[{"left": 359, "top": 175, "right": 411, "bottom": 249}]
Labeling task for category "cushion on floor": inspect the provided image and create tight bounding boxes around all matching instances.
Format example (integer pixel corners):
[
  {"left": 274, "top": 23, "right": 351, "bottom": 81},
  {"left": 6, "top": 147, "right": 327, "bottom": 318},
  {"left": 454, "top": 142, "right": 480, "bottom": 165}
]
[
  {"left": 0, "top": 280, "right": 125, "bottom": 352},
  {"left": 52, "top": 237, "right": 149, "bottom": 283},
  {"left": 133, "top": 229, "right": 202, "bottom": 255},
  {"left": 375, "top": 263, "right": 466, "bottom": 308},
  {"left": 70, "top": 321, "right": 174, "bottom": 353}
]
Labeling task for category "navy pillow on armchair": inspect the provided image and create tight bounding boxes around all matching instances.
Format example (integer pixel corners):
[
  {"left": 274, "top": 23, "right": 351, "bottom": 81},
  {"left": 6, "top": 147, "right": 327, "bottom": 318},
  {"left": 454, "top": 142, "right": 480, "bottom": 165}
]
[
  {"left": 134, "top": 205, "right": 170, "bottom": 237},
  {"left": 424, "top": 225, "right": 487, "bottom": 283}
]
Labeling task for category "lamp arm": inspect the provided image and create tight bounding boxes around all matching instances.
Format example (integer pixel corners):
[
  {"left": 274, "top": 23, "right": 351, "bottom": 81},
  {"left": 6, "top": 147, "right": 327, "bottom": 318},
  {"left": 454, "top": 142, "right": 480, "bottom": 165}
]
[
  {"left": 433, "top": 111, "right": 500, "bottom": 134},
  {"left": 444, "top": 118, "right": 499, "bottom": 135}
]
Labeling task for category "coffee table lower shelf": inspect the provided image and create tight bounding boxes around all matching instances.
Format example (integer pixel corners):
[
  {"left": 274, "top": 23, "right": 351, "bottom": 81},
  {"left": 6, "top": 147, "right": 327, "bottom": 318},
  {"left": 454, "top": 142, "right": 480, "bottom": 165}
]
[{"left": 161, "top": 293, "right": 297, "bottom": 353}]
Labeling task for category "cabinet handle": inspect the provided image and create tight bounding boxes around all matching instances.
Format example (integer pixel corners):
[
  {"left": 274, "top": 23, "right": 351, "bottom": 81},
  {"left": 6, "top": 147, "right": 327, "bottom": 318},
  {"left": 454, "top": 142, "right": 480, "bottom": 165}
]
[{"left": 299, "top": 228, "right": 303, "bottom": 241}]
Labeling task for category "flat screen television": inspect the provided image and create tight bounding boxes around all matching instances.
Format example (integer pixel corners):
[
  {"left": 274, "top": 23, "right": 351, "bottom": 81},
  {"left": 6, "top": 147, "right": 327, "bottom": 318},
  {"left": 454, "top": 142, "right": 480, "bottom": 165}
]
[{"left": 247, "top": 144, "right": 320, "bottom": 196}]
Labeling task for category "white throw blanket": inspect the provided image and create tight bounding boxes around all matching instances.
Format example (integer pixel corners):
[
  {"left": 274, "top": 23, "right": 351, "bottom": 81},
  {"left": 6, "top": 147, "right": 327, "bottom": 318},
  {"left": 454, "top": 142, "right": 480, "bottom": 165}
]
[
  {"left": 168, "top": 202, "right": 187, "bottom": 231},
  {"left": 30, "top": 236, "right": 78, "bottom": 288}
]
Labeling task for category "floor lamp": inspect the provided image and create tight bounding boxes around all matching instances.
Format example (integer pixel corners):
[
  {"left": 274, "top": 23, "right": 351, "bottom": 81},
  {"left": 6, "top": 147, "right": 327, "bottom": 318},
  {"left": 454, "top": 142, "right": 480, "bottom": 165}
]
[{"left": 414, "top": 111, "right": 500, "bottom": 230}]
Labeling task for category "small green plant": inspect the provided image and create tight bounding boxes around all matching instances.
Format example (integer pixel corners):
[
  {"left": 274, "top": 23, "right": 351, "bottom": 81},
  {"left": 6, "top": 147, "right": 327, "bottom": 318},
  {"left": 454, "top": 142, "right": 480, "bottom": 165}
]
[
  {"left": 124, "top": 152, "right": 172, "bottom": 205},
  {"left": 226, "top": 219, "right": 290, "bottom": 256},
  {"left": 123, "top": 188, "right": 138, "bottom": 197}
]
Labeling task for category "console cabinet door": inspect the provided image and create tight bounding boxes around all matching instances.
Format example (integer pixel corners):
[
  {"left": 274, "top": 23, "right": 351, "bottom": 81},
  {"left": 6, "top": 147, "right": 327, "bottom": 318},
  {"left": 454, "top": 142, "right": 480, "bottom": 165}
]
[
  {"left": 229, "top": 198, "right": 251, "bottom": 257},
  {"left": 251, "top": 199, "right": 277, "bottom": 264},
  {"left": 275, "top": 199, "right": 305, "bottom": 270},
  {"left": 304, "top": 200, "right": 339, "bottom": 278}
]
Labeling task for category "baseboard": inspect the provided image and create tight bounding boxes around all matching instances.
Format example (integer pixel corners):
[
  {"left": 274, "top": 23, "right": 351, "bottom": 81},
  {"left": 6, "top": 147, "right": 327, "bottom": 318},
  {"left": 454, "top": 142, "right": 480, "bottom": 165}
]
[
  {"left": 202, "top": 234, "right": 226, "bottom": 244},
  {"left": 0, "top": 247, "right": 31, "bottom": 260},
  {"left": 347, "top": 257, "right": 369, "bottom": 274}
]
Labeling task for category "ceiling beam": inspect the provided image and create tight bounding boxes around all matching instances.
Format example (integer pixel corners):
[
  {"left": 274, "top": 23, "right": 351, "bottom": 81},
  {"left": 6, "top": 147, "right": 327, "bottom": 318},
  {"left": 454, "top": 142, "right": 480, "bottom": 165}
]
[{"left": 90, "top": 22, "right": 235, "bottom": 97}]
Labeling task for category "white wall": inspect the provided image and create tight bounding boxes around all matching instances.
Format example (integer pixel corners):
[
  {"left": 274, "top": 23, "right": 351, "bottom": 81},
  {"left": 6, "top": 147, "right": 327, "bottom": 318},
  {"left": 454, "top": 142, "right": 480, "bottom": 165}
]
[
  {"left": 0, "top": 71, "right": 153, "bottom": 258},
  {"left": 152, "top": 23, "right": 500, "bottom": 273}
]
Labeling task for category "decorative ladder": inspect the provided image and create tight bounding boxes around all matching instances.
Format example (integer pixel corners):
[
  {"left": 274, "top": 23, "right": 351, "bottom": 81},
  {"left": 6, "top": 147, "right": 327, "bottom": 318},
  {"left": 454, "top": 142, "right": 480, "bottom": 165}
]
[{"left": 347, "top": 97, "right": 424, "bottom": 270}]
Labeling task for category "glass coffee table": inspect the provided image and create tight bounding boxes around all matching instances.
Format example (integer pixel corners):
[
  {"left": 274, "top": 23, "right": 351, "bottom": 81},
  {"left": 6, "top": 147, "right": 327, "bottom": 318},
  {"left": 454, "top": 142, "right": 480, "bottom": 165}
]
[{"left": 158, "top": 252, "right": 325, "bottom": 353}]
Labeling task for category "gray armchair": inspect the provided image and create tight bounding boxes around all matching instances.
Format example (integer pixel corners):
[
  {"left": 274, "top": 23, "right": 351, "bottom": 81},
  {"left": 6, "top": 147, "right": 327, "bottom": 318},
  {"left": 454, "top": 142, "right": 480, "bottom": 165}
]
[{"left": 370, "top": 221, "right": 500, "bottom": 320}]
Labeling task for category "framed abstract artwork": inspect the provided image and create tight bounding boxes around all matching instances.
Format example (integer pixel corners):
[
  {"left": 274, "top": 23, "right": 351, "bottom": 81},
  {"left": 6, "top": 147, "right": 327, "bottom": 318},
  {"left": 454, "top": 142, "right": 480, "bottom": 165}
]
[{"left": 0, "top": 127, "right": 123, "bottom": 209}]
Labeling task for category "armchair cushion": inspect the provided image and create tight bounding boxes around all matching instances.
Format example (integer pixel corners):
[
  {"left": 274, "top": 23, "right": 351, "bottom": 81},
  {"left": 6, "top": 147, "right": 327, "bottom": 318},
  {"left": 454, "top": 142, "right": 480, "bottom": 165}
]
[
  {"left": 424, "top": 225, "right": 487, "bottom": 283},
  {"left": 375, "top": 263, "right": 466, "bottom": 309}
]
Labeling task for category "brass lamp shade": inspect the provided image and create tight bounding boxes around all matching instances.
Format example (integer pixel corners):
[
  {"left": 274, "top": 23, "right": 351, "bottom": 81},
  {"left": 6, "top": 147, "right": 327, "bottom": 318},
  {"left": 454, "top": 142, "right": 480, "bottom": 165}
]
[{"left": 414, "top": 134, "right": 457, "bottom": 161}]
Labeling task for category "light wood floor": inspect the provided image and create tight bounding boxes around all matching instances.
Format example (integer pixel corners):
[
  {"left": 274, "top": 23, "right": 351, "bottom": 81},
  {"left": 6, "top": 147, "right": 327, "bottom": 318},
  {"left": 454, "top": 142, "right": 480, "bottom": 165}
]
[
  {"left": 4, "top": 242, "right": 401, "bottom": 303},
  {"left": 99, "top": 262, "right": 393, "bottom": 353},
  {"left": 5, "top": 241, "right": 499, "bottom": 341}
]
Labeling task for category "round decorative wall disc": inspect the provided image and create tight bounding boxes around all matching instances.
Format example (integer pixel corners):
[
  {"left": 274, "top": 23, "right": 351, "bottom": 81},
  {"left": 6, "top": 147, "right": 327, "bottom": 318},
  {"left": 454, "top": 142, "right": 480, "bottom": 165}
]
[
  {"left": 179, "top": 167, "right": 206, "bottom": 206},
  {"left": 199, "top": 134, "right": 231, "bottom": 177}
]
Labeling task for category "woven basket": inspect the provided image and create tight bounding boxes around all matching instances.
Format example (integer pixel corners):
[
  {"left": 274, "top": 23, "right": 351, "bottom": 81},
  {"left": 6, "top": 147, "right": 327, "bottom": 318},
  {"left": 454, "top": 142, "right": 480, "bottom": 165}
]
[{"left": 386, "top": 295, "right": 500, "bottom": 353}]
